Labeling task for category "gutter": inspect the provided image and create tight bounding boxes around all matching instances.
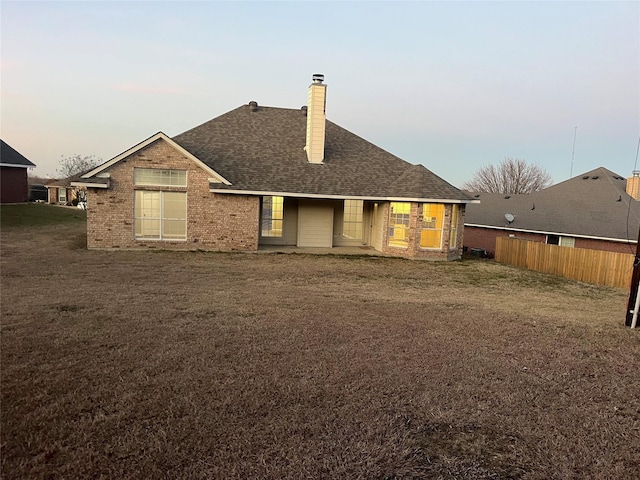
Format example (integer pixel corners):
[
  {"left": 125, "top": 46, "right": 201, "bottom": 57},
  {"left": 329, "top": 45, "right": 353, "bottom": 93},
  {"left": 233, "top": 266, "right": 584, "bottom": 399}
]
[
  {"left": 464, "top": 223, "right": 638, "bottom": 244},
  {"left": 210, "top": 188, "right": 480, "bottom": 204}
]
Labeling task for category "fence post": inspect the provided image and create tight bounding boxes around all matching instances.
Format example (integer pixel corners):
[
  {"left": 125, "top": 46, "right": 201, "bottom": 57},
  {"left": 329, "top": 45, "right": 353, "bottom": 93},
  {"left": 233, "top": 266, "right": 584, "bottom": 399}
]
[{"left": 625, "top": 226, "right": 640, "bottom": 327}]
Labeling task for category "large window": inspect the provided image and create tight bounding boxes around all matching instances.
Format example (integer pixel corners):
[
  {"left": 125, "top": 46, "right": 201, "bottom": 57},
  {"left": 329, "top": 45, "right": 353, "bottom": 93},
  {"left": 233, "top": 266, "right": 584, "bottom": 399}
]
[
  {"left": 388, "top": 202, "right": 411, "bottom": 247},
  {"left": 342, "top": 199, "right": 363, "bottom": 240},
  {"left": 261, "top": 196, "right": 284, "bottom": 237},
  {"left": 58, "top": 188, "right": 67, "bottom": 203},
  {"left": 133, "top": 168, "right": 187, "bottom": 241},
  {"left": 134, "top": 168, "right": 186, "bottom": 187},
  {"left": 420, "top": 203, "right": 444, "bottom": 249},
  {"left": 449, "top": 204, "right": 459, "bottom": 250},
  {"left": 135, "top": 191, "right": 187, "bottom": 240}
]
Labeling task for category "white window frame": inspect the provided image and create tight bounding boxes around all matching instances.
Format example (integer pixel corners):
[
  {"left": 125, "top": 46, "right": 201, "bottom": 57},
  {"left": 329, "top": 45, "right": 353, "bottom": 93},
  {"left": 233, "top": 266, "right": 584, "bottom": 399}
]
[
  {"left": 134, "top": 190, "right": 187, "bottom": 241},
  {"left": 388, "top": 202, "right": 411, "bottom": 248},
  {"left": 342, "top": 199, "right": 364, "bottom": 240},
  {"left": 547, "top": 234, "right": 576, "bottom": 248},
  {"left": 261, "top": 196, "right": 284, "bottom": 238},
  {"left": 449, "top": 204, "right": 459, "bottom": 250},
  {"left": 134, "top": 168, "right": 187, "bottom": 187},
  {"left": 420, "top": 203, "right": 444, "bottom": 250},
  {"left": 58, "top": 188, "right": 67, "bottom": 203}
]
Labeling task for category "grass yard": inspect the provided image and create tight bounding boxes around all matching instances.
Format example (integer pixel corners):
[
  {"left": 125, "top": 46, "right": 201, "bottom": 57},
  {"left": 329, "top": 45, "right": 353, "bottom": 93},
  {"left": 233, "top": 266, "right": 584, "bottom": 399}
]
[
  {"left": 0, "top": 203, "right": 86, "bottom": 228},
  {"left": 1, "top": 206, "right": 639, "bottom": 479}
]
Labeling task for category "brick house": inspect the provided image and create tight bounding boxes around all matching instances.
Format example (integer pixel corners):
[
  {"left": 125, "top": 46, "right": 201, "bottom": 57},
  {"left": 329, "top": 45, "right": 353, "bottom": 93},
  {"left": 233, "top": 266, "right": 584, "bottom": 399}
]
[
  {"left": 1, "top": 140, "right": 36, "bottom": 203},
  {"left": 464, "top": 167, "right": 640, "bottom": 256},
  {"left": 44, "top": 177, "right": 82, "bottom": 205},
  {"left": 73, "top": 75, "right": 476, "bottom": 259}
]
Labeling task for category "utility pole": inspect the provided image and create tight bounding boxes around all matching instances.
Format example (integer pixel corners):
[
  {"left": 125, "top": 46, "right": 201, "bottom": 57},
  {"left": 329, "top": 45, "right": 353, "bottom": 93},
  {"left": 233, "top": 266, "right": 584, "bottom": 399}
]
[{"left": 625, "top": 225, "right": 640, "bottom": 327}]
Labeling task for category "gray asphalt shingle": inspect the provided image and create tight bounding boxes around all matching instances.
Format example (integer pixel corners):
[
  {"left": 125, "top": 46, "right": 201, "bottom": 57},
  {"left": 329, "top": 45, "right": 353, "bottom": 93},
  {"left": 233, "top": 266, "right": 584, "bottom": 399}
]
[
  {"left": 1, "top": 140, "right": 36, "bottom": 167},
  {"left": 172, "top": 104, "right": 472, "bottom": 201},
  {"left": 465, "top": 167, "right": 640, "bottom": 241}
]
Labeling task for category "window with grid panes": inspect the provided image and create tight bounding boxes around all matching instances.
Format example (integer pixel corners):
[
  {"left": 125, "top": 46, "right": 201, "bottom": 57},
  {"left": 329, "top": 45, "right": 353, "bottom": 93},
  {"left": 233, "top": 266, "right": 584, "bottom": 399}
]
[
  {"left": 134, "top": 190, "right": 187, "bottom": 240},
  {"left": 342, "top": 199, "right": 363, "bottom": 239},
  {"left": 261, "top": 196, "right": 284, "bottom": 237},
  {"left": 420, "top": 203, "right": 444, "bottom": 249},
  {"left": 388, "top": 202, "right": 411, "bottom": 247},
  {"left": 133, "top": 168, "right": 187, "bottom": 241}
]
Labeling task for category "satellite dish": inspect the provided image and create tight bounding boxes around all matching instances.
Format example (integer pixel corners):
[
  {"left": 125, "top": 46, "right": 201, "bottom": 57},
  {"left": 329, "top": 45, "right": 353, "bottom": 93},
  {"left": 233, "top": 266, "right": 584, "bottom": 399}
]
[{"left": 505, "top": 213, "right": 515, "bottom": 224}]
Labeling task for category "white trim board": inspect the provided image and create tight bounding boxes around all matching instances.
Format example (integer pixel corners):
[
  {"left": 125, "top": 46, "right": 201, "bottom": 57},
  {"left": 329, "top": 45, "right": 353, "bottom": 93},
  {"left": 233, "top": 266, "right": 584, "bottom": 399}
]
[
  {"left": 210, "top": 188, "right": 479, "bottom": 204},
  {"left": 81, "top": 132, "right": 231, "bottom": 185}
]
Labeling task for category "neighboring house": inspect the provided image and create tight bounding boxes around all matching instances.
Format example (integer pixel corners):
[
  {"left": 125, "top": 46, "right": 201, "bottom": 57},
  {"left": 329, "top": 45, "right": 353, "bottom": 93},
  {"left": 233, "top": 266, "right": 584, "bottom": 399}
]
[
  {"left": 464, "top": 167, "right": 640, "bottom": 256},
  {"left": 44, "top": 177, "right": 83, "bottom": 205},
  {"left": 1, "top": 140, "right": 36, "bottom": 203},
  {"left": 73, "top": 75, "right": 476, "bottom": 260}
]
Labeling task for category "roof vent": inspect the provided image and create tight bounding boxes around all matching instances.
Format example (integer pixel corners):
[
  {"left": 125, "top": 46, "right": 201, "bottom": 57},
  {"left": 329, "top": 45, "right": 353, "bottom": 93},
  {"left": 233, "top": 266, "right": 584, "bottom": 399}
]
[
  {"left": 249, "top": 101, "right": 258, "bottom": 112},
  {"left": 301, "top": 105, "right": 308, "bottom": 116},
  {"left": 582, "top": 175, "right": 590, "bottom": 179},
  {"left": 312, "top": 73, "right": 324, "bottom": 84},
  {"left": 592, "top": 176, "right": 599, "bottom": 180}
]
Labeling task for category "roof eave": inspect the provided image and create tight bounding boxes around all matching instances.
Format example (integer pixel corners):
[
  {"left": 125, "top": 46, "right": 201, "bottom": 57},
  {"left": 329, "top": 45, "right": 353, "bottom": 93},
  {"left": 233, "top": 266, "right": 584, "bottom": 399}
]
[
  {"left": 81, "top": 132, "right": 232, "bottom": 185},
  {"left": 210, "top": 187, "right": 476, "bottom": 203},
  {"left": 464, "top": 223, "right": 638, "bottom": 244},
  {"left": 0, "top": 163, "right": 34, "bottom": 168},
  {"left": 71, "top": 180, "right": 110, "bottom": 189}
]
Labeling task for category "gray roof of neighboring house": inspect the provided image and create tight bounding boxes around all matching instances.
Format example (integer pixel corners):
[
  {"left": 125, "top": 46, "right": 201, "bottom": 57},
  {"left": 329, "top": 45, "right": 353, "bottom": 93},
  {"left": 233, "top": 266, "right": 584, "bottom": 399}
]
[
  {"left": 1, "top": 140, "right": 36, "bottom": 167},
  {"left": 44, "top": 178, "right": 72, "bottom": 188},
  {"left": 172, "top": 104, "right": 473, "bottom": 202},
  {"left": 465, "top": 167, "right": 640, "bottom": 241}
]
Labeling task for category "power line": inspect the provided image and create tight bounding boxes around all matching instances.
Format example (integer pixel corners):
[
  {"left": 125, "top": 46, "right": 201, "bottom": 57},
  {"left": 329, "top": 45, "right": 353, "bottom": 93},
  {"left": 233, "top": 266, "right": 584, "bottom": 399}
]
[{"left": 569, "top": 126, "right": 577, "bottom": 178}]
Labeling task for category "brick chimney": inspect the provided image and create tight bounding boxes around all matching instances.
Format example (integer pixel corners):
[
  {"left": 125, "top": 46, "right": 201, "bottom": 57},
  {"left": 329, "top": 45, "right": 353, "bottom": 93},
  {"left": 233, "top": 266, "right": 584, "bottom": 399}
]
[
  {"left": 627, "top": 171, "right": 640, "bottom": 200},
  {"left": 304, "top": 74, "right": 326, "bottom": 164}
]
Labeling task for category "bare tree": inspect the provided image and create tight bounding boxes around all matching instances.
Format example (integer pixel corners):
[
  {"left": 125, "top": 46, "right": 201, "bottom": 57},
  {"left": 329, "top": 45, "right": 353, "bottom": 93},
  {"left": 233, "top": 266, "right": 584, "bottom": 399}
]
[
  {"left": 462, "top": 157, "right": 552, "bottom": 194},
  {"left": 57, "top": 154, "right": 101, "bottom": 178}
]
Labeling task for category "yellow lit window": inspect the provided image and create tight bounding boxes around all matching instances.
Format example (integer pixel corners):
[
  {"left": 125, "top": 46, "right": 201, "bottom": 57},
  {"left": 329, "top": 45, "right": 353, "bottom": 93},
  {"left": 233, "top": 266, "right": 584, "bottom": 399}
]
[
  {"left": 420, "top": 204, "right": 444, "bottom": 249},
  {"left": 261, "top": 196, "right": 284, "bottom": 237},
  {"left": 388, "top": 202, "right": 411, "bottom": 247}
]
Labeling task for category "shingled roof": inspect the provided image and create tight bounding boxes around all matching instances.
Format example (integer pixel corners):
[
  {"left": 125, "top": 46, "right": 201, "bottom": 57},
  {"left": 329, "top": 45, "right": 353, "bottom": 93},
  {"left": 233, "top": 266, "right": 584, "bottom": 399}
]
[
  {"left": 465, "top": 167, "right": 640, "bottom": 241},
  {"left": 172, "top": 104, "right": 472, "bottom": 202},
  {"left": 1, "top": 140, "right": 36, "bottom": 168}
]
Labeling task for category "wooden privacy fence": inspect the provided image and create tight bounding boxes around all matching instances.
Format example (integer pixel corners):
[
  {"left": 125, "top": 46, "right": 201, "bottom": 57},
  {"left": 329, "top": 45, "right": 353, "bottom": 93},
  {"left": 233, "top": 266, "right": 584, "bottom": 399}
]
[{"left": 495, "top": 236, "right": 634, "bottom": 289}]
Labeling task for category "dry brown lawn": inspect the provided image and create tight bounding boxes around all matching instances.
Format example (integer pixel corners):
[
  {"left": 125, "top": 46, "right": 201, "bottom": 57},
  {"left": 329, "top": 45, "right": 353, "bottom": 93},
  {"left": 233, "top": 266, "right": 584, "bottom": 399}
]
[{"left": 2, "top": 219, "right": 639, "bottom": 479}]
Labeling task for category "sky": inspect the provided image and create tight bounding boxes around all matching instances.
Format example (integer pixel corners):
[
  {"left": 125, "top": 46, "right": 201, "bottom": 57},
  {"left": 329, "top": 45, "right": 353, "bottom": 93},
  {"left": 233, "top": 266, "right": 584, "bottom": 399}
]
[{"left": 1, "top": 1, "right": 638, "bottom": 188}]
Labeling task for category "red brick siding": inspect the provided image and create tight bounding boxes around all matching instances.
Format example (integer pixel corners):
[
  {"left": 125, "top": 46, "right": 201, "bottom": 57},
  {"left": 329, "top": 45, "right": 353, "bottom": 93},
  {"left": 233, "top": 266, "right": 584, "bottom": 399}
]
[
  {"left": 464, "top": 226, "right": 636, "bottom": 256},
  {"left": 86, "top": 139, "right": 259, "bottom": 251},
  {"left": 1, "top": 167, "right": 28, "bottom": 203},
  {"left": 575, "top": 237, "right": 636, "bottom": 254}
]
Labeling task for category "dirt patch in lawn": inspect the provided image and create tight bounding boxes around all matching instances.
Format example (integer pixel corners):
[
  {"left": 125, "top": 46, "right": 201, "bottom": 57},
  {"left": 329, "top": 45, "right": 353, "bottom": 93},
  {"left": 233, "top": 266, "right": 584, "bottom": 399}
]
[{"left": 2, "top": 223, "right": 639, "bottom": 479}]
